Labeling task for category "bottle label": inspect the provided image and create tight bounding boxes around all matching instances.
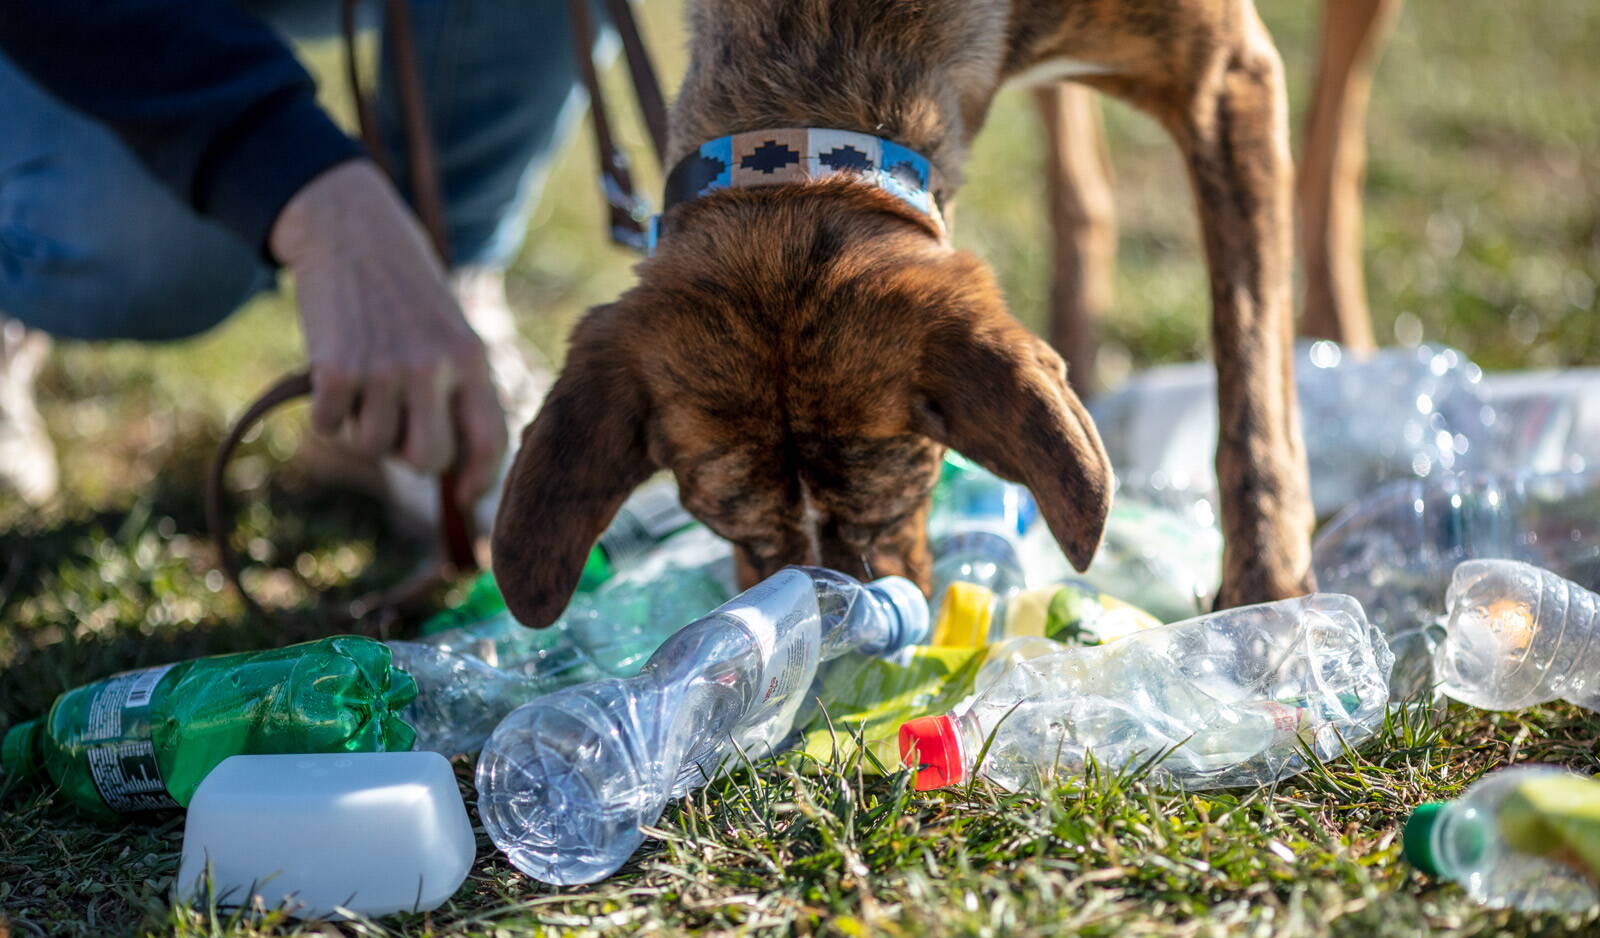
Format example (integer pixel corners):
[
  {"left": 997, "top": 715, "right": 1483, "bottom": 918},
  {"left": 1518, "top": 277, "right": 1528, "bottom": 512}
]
[
  {"left": 597, "top": 484, "right": 694, "bottom": 565},
  {"left": 81, "top": 664, "right": 180, "bottom": 813},
  {"left": 714, "top": 569, "right": 822, "bottom": 725}
]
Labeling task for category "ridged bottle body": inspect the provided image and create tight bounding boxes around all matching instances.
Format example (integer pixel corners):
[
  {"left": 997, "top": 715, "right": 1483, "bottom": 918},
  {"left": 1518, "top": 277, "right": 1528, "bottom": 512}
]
[
  {"left": 1437, "top": 560, "right": 1600, "bottom": 711},
  {"left": 475, "top": 567, "right": 925, "bottom": 885}
]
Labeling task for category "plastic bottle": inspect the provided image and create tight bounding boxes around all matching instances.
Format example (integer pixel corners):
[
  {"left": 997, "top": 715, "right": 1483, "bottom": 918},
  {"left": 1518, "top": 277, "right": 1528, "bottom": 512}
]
[
  {"left": 1434, "top": 560, "right": 1600, "bottom": 712},
  {"left": 1015, "top": 493, "right": 1223, "bottom": 623},
  {"left": 927, "top": 451, "right": 1038, "bottom": 542},
  {"left": 898, "top": 593, "right": 1392, "bottom": 792},
  {"left": 385, "top": 641, "right": 550, "bottom": 758},
  {"left": 422, "top": 524, "right": 736, "bottom": 680},
  {"left": 1089, "top": 342, "right": 1494, "bottom": 518},
  {"left": 577, "top": 479, "right": 698, "bottom": 592},
  {"left": 0, "top": 637, "right": 417, "bottom": 817},
  {"left": 475, "top": 566, "right": 930, "bottom": 885},
  {"left": 1312, "top": 470, "right": 1600, "bottom": 698},
  {"left": 930, "top": 578, "right": 1162, "bottom": 649},
  {"left": 418, "top": 481, "right": 699, "bottom": 639},
  {"left": 1403, "top": 765, "right": 1600, "bottom": 912}
]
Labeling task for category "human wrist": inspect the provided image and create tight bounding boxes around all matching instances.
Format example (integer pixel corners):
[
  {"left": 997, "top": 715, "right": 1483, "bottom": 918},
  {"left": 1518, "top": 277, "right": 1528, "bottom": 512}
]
[{"left": 268, "top": 158, "right": 398, "bottom": 268}]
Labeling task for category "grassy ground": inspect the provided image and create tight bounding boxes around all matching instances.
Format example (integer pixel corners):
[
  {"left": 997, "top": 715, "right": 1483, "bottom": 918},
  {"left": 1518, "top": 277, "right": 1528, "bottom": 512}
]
[{"left": 3, "top": 0, "right": 1600, "bottom": 935}]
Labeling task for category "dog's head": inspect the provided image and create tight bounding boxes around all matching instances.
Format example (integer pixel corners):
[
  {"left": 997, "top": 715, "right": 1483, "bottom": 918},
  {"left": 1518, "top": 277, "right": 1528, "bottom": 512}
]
[{"left": 492, "top": 180, "right": 1112, "bottom": 627}]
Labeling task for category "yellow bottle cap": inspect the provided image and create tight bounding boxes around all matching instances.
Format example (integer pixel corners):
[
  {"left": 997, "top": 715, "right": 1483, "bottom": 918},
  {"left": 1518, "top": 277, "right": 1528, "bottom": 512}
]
[{"left": 932, "top": 582, "right": 995, "bottom": 647}]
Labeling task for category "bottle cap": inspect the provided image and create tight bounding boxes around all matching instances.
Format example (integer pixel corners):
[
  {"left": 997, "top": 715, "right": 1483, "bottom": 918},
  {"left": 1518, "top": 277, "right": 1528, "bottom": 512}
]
[
  {"left": 899, "top": 715, "right": 963, "bottom": 790},
  {"left": 2, "top": 721, "right": 42, "bottom": 779},
  {"left": 1403, "top": 802, "right": 1447, "bottom": 877},
  {"left": 869, "top": 576, "right": 931, "bottom": 650},
  {"left": 932, "top": 582, "right": 996, "bottom": 647}
]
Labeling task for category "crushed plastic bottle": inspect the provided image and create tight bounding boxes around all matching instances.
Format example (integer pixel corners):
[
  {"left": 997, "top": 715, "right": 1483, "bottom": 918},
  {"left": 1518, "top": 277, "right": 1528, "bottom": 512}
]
[
  {"left": 1404, "top": 766, "right": 1600, "bottom": 912},
  {"left": 1089, "top": 342, "right": 1494, "bottom": 517},
  {"left": 386, "top": 641, "right": 548, "bottom": 757},
  {"left": 0, "top": 637, "right": 417, "bottom": 817},
  {"left": 1435, "top": 560, "right": 1600, "bottom": 712},
  {"left": 422, "top": 525, "right": 736, "bottom": 680},
  {"left": 1312, "top": 471, "right": 1600, "bottom": 698},
  {"left": 475, "top": 566, "right": 929, "bottom": 885},
  {"left": 898, "top": 594, "right": 1392, "bottom": 791},
  {"left": 931, "top": 578, "right": 1161, "bottom": 648},
  {"left": 1476, "top": 368, "right": 1600, "bottom": 478},
  {"left": 927, "top": 451, "right": 1039, "bottom": 541},
  {"left": 420, "top": 481, "right": 699, "bottom": 639},
  {"left": 1018, "top": 494, "right": 1223, "bottom": 622}
]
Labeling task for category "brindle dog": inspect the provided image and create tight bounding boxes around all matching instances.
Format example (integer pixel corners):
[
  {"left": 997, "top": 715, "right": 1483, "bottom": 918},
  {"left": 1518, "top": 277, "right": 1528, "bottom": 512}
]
[{"left": 494, "top": 0, "right": 1316, "bottom": 628}]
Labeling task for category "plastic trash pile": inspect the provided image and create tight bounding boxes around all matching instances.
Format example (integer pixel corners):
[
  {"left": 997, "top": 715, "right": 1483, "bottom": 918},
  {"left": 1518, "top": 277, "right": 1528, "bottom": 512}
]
[{"left": 3, "top": 343, "right": 1599, "bottom": 917}]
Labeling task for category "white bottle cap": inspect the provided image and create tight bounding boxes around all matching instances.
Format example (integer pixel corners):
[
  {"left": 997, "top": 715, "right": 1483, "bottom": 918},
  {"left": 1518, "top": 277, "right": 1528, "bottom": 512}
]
[
  {"left": 175, "top": 752, "right": 474, "bottom": 920},
  {"left": 869, "top": 575, "right": 932, "bottom": 649}
]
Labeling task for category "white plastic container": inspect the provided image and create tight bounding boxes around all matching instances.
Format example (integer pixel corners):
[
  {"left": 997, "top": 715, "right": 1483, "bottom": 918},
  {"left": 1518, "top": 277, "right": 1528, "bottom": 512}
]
[{"left": 175, "top": 752, "right": 474, "bottom": 919}]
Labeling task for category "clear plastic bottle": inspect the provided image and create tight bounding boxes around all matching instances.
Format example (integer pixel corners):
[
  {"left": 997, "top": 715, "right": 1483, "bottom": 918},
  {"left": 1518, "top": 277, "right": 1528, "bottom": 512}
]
[
  {"left": 1403, "top": 765, "right": 1600, "bottom": 912},
  {"left": 1435, "top": 560, "right": 1600, "bottom": 712},
  {"left": 930, "top": 578, "right": 1161, "bottom": 649},
  {"left": 475, "top": 566, "right": 930, "bottom": 885},
  {"left": 385, "top": 641, "right": 549, "bottom": 758},
  {"left": 930, "top": 531, "right": 1029, "bottom": 618},
  {"left": 421, "top": 526, "right": 736, "bottom": 680},
  {"left": 1089, "top": 342, "right": 1494, "bottom": 518},
  {"left": 1016, "top": 494, "right": 1222, "bottom": 623},
  {"left": 898, "top": 594, "right": 1392, "bottom": 791},
  {"left": 1312, "top": 470, "right": 1600, "bottom": 698},
  {"left": 927, "top": 452, "right": 1038, "bottom": 542}
]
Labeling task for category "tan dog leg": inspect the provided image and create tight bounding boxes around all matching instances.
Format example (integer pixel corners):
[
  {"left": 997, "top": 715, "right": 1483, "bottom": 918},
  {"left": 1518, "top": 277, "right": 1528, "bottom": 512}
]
[
  {"left": 1298, "top": 0, "right": 1402, "bottom": 351},
  {"left": 1036, "top": 83, "right": 1117, "bottom": 396},
  {"left": 1159, "top": 17, "right": 1315, "bottom": 606}
]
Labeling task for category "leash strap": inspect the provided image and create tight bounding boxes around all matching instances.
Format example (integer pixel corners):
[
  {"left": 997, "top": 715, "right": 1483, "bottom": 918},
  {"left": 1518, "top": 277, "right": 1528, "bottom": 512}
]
[
  {"left": 565, "top": 0, "right": 669, "bottom": 249},
  {"left": 210, "top": 0, "right": 477, "bottom": 618}
]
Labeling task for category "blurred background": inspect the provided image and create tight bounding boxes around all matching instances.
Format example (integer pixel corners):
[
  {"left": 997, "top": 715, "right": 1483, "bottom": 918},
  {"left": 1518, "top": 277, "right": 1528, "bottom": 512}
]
[{"left": 2, "top": 0, "right": 1597, "bottom": 651}]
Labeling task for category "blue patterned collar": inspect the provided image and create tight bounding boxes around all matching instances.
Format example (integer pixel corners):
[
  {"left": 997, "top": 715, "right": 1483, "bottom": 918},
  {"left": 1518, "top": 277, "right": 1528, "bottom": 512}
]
[{"left": 649, "top": 128, "right": 948, "bottom": 252}]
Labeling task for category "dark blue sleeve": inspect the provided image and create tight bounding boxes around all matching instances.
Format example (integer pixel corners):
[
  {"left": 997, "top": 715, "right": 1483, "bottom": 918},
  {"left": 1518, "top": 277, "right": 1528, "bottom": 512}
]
[{"left": 0, "top": 0, "right": 366, "bottom": 259}]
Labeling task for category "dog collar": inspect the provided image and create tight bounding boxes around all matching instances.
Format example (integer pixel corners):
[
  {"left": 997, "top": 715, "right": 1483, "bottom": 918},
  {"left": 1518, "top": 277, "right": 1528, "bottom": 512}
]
[{"left": 649, "top": 128, "right": 948, "bottom": 252}]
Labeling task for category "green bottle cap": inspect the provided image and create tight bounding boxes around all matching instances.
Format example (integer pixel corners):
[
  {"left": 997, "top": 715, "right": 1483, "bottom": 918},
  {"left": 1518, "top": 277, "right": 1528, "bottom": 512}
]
[
  {"left": 576, "top": 545, "right": 613, "bottom": 593},
  {"left": 1403, "top": 802, "right": 1448, "bottom": 877},
  {"left": 2, "top": 721, "right": 42, "bottom": 779}
]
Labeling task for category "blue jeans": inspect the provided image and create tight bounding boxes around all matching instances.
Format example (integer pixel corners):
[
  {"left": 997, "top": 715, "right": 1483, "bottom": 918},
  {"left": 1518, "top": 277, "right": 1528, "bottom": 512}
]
[{"left": 0, "top": 0, "right": 593, "bottom": 341}]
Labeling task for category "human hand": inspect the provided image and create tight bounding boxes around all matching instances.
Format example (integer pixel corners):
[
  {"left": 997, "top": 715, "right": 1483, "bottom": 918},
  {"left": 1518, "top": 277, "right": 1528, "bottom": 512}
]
[{"left": 269, "top": 159, "right": 506, "bottom": 509}]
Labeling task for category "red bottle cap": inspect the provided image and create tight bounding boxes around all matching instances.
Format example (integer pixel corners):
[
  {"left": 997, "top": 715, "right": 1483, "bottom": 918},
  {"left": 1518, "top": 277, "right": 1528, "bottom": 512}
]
[{"left": 899, "top": 715, "right": 963, "bottom": 790}]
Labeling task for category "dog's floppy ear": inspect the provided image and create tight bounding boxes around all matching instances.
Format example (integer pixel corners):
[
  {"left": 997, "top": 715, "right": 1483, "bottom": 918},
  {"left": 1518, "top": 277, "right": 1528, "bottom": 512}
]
[
  {"left": 492, "top": 310, "right": 657, "bottom": 627},
  {"left": 915, "top": 315, "right": 1113, "bottom": 571}
]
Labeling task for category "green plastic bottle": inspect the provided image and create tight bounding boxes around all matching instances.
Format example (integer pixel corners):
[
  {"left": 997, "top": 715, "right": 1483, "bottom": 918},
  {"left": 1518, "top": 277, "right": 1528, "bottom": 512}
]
[{"left": 1, "top": 636, "right": 417, "bottom": 818}]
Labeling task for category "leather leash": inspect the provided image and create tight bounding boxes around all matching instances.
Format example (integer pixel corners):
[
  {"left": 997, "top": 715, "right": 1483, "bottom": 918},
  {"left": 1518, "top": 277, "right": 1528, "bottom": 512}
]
[
  {"left": 564, "top": 0, "right": 670, "bottom": 249},
  {"left": 208, "top": 0, "right": 475, "bottom": 619}
]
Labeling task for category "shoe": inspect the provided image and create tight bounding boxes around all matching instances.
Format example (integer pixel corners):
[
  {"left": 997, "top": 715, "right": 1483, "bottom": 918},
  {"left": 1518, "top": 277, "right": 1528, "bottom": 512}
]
[{"left": 0, "top": 316, "right": 59, "bottom": 505}]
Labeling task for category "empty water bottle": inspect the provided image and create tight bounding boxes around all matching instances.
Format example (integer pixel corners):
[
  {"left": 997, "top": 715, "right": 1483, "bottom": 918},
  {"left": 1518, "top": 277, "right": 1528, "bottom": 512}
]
[
  {"left": 1435, "top": 560, "right": 1600, "bottom": 712},
  {"left": 1089, "top": 342, "right": 1494, "bottom": 517},
  {"left": 475, "top": 566, "right": 929, "bottom": 885},
  {"left": 1476, "top": 368, "right": 1600, "bottom": 477},
  {"left": 386, "top": 641, "right": 549, "bottom": 757},
  {"left": 1313, "top": 471, "right": 1600, "bottom": 698},
  {"left": 1404, "top": 766, "right": 1600, "bottom": 912},
  {"left": 931, "top": 578, "right": 1161, "bottom": 648},
  {"left": 898, "top": 594, "right": 1392, "bottom": 791},
  {"left": 422, "top": 525, "right": 736, "bottom": 681},
  {"left": 928, "top": 451, "right": 1038, "bottom": 541},
  {"left": 1017, "top": 494, "right": 1222, "bottom": 622}
]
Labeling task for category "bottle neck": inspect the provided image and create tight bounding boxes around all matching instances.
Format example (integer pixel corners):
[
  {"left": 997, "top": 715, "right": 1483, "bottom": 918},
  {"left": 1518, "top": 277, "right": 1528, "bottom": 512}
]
[{"left": 2, "top": 721, "right": 43, "bottom": 780}]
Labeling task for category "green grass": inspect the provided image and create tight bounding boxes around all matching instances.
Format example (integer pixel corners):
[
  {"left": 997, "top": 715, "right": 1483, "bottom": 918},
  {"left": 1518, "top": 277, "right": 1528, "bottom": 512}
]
[{"left": 4, "top": 0, "right": 1600, "bottom": 934}]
